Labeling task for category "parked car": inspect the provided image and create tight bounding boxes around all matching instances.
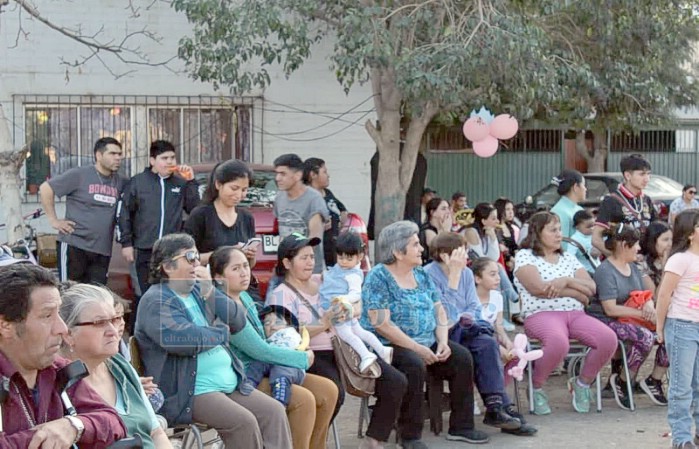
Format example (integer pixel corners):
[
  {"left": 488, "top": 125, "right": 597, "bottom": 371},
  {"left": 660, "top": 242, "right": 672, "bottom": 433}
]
[
  {"left": 514, "top": 172, "right": 684, "bottom": 224},
  {"left": 107, "top": 163, "right": 279, "bottom": 301}
]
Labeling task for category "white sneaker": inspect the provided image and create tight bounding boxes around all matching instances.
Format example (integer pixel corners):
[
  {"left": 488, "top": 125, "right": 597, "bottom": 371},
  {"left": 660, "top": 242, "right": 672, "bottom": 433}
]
[
  {"left": 382, "top": 346, "right": 393, "bottom": 364},
  {"left": 502, "top": 319, "right": 516, "bottom": 332},
  {"left": 359, "top": 353, "right": 378, "bottom": 374}
]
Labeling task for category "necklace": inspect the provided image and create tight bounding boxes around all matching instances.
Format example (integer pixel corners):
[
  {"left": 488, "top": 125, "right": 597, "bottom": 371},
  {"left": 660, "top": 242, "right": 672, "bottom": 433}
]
[{"left": 12, "top": 383, "right": 37, "bottom": 427}]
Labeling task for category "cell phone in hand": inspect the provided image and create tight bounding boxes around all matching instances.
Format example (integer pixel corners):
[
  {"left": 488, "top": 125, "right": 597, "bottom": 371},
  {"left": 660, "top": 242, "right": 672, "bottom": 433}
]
[{"left": 242, "top": 238, "right": 262, "bottom": 251}]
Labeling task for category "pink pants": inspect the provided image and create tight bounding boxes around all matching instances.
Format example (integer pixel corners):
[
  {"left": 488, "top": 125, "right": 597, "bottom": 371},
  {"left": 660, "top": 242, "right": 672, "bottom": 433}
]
[{"left": 524, "top": 310, "right": 617, "bottom": 388}]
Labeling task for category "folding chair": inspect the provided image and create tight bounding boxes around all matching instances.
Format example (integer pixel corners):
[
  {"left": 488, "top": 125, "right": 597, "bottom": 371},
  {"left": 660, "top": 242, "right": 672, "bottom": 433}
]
[
  {"left": 526, "top": 339, "right": 602, "bottom": 413},
  {"left": 128, "top": 337, "right": 220, "bottom": 449}
]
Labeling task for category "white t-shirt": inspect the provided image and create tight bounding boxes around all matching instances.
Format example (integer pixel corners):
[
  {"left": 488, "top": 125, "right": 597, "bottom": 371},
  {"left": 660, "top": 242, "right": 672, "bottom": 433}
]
[
  {"left": 514, "top": 249, "right": 585, "bottom": 318},
  {"left": 480, "top": 290, "right": 503, "bottom": 325},
  {"left": 664, "top": 251, "right": 699, "bottom": 323}
]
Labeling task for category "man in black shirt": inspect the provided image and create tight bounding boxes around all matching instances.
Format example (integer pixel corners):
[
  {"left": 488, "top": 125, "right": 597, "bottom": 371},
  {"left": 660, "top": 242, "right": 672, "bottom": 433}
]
[
  {"left": 304, "top": 157, "right": 347, "bottom": 267},
  {"left": 592, "top": 154, "right": 656, "bottom": 257}
]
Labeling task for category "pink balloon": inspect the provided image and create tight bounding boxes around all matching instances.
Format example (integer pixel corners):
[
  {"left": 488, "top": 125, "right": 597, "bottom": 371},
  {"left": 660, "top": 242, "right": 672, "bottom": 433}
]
[
  {"left": 472, "top": 135, "right": 499, "bottom": 158},
  {"left": 490, "top": 114, "right": 519, "bottom": 140},
  {"left": 462, "top": 117, "right": 490, "bottom": 142}
]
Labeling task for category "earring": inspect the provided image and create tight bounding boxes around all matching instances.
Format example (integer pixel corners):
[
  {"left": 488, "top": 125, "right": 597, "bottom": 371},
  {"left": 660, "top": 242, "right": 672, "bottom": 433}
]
[{"left": 69, "top": 345, "right": 74, "bottom": 353}]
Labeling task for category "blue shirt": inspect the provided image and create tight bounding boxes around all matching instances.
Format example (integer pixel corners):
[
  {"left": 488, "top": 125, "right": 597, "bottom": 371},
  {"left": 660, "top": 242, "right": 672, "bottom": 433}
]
[
  {"left": 319, "top": 264, "right": 363, "bottom": 309},
  {"left": 565, "top": 230, "right": 599, "bottom": 274},
  {"left": 360, "top": 264, "right": 439, "bottom": 347},
  {"left": 423, "top": 262, "right": 490, "bottom": 328},
  {"left": 179, "top": 294, "right": 238, "bottom": 395},
  {"left": 551, "top": 196, "right": 583, "bottom": 247}
]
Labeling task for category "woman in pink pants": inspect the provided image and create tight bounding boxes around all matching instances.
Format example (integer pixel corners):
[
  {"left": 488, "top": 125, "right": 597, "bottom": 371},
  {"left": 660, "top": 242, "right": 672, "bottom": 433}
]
[{"left": 514, "top": 212, "right": 616, "bottom": 415}]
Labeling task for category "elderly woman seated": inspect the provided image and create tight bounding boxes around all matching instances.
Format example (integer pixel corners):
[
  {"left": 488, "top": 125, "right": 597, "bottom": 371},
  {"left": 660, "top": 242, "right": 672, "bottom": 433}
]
[
  {"left": 424, "top": 232, "right": 536, "bottom": 436},
  {"left": 59, "top": 283, "right": 172, "bottom": 449},
  {"left": 360, "top": 221, "right": 489, "bottom": 448}
]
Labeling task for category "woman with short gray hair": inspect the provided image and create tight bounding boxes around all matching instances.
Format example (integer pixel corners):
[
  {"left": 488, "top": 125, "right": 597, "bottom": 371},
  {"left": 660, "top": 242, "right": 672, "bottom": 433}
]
[
  {"left": 376, "top": 220, "right": 419, "bottom": 265},
  {"left": 59, "top": 283, "right": 173, "bottom": 449},
  {"left": 360, "top": 221, "right": 489, "bottom": 447}
]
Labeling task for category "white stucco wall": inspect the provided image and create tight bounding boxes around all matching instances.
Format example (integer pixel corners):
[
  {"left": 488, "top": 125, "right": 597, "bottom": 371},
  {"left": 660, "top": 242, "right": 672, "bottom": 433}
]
[{"left": 0, "top": 0, "right": 375, "bottom": 234}]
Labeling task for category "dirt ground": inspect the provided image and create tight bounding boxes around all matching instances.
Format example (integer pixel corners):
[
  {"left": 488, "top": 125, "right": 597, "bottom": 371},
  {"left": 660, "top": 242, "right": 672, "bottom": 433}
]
[{"left": 334, "top": 350, "right": 676, "bottom": 449}]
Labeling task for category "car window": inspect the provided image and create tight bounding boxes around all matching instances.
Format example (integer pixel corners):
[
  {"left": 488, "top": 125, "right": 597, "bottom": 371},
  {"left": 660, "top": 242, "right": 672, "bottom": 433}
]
[
  {"left": 645, "top": 176, "right": 684, "bottom": 197},
  {"left": 193, "top": 170, "right": 277, "bottom": 207},
  {"left": 585, "top": 179, "right": 609, "bottom": 201},
  {"left": 534, "top": 184, "right": 559, "bottom": 209}
]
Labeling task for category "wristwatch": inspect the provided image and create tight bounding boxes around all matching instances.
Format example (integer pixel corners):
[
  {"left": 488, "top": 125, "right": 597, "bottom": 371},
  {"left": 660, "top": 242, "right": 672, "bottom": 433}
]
[{"left": 65, "top": 415, "right": 84, "bottom": 443}]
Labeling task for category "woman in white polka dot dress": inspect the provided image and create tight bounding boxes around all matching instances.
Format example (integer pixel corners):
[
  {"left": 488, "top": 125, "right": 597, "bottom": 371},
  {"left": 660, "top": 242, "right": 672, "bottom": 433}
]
[{"left": 514, "top": 212, "right": 617, "bottom": 416}]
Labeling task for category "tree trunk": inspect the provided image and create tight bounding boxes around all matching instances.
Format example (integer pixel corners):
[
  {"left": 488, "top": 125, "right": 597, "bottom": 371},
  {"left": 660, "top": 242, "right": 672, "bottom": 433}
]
[
  {"left": 0, "top": 104, "right": 27, "bottom": 244},
  {"left": 365, "top": 68, "right": 439, "bottom": 241},
  {"left": 574, "top": 129, "right": 607, "bottom": 172}
]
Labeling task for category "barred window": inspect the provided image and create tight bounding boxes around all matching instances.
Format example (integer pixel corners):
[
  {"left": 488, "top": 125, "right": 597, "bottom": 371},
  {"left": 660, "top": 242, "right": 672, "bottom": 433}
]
[{"left": 19, "top": 95, "right": 253, "bottom": 194}]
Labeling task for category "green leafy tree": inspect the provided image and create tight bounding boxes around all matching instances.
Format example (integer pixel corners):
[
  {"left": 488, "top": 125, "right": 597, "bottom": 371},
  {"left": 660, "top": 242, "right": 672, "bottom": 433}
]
[
  {"left": 172, "top": 0, "right": 585, "bottom": 234},
  {"left": 172, "top": 0, "right": 699, "bottom": 234},
  {"left": 544, "top": 0, "right": 699, "bottom": 171}
]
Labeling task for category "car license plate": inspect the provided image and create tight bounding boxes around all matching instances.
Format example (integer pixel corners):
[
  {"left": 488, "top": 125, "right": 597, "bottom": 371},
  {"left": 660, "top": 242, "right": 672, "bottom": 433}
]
[{"left": 263, "top": 235, "right": 279, "bottom": 254}]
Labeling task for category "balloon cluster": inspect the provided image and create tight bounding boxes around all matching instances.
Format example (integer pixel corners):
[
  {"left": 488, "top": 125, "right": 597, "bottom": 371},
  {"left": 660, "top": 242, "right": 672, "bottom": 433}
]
[{"left": 462, "top": 107, "right": 519, "bottom": 158}]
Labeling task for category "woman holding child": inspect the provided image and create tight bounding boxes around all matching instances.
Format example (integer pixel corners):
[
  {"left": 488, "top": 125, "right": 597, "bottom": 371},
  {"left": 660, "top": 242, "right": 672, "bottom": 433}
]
[
  {"left": 361, "top": 221, "right": 489, "bottom": 447},
  {"left": 590, "top": 224, "right": 668, "bottom": 409},
  {"left": 209, "top": 245, "right": 338, "bottom": 449},
  {"left": 514, "top": 212, "right": 617, "bottom": 415},
  {"left": 267, "top": 232, "right": 406, "bottom": 449}
]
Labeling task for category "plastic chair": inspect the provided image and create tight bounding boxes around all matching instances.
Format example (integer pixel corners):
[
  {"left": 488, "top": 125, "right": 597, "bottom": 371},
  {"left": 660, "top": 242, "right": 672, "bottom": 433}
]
[{"left": 526, "top": 339, "right": 603, "bottom": 413}]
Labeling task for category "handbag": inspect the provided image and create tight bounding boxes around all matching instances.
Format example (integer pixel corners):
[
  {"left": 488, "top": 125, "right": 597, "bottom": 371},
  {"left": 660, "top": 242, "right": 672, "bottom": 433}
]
[{"left": 283, "top": 282, "right": 381, "bottom": 397}]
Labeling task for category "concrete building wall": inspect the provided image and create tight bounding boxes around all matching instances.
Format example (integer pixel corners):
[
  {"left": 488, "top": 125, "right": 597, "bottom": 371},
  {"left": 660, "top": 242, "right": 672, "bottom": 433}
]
[{"left": 0, "top": 0, "right": 375, "bottom": 233}]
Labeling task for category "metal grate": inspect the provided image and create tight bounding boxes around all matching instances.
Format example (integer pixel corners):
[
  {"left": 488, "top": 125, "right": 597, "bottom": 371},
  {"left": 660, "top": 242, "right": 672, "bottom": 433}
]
[
  {"left": 426, "top": 125, "right": 562, "bottom": 153},
  {"left": 13, "top": 94, "right": 255, "bottom": 195}
]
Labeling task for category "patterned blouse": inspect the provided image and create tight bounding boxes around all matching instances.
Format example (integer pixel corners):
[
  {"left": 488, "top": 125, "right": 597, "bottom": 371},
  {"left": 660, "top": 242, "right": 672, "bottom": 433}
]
[
  {"left": 514, "top": 249, "right": 585, "bottom": 318},
  {"left": 360, "top": 264, "right": 440, "bottom": 347}
]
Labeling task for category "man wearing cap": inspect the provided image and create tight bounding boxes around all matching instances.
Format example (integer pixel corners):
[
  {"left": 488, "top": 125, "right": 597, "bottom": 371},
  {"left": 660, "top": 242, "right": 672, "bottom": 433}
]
[
  {"left": 420, "top": 187, "right": 437, "bottom": 224},
  {"left": 273, "top": 154, "right": 330, "bottom": 274}
]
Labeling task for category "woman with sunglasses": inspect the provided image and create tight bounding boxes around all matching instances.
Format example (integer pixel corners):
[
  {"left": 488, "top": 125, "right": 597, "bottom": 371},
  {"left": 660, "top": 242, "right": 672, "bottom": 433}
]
[
  {"left": 134, "top": 233, "right": 292, "bottom": 449},
  {"left": 669, "top": 184, "right": 699, "bottom": 228},
  {"left": 59, "top": 283, "right": 173, "bottom": 449}
]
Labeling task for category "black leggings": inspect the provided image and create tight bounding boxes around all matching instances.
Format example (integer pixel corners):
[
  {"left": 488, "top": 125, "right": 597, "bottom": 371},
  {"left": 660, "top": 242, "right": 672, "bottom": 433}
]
[{"left": 307, "top": 349, "right": 408, "bottom": 442}]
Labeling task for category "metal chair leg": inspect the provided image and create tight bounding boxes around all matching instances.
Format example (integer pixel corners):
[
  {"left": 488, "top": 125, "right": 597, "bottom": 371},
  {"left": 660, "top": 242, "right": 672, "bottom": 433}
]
[
  {"left": 357, "top": 396, "right": 370, "bottom": 438},
  {"left": 331, "top": 421, "right": 341, "bottom": 448},
  {"left": 619, "top": 341, "right": 636, "bottom": 411},
  {"left": 527, "top": 347, "right": 535, "bottom": 414}
]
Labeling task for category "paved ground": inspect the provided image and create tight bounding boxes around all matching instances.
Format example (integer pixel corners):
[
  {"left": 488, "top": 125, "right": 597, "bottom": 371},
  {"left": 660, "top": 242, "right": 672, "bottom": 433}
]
[{"left": 333, "top": 360, "right": 674, "bottom": 449}]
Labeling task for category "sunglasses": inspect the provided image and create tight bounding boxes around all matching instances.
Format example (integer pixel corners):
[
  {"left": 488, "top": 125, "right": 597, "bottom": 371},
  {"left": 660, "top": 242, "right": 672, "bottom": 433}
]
[
  {"left": 74, "top": 315, "right": 124, "bottom": 328},
  {"left": 171, "top": 250, "right": 200, "bottom": 265},
  {"left": 689, "top": 190, "right": 697, "bottom": 195}
]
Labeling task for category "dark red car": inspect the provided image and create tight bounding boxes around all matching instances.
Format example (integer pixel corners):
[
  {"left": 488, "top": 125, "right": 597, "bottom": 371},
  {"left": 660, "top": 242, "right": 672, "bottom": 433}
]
[{"left": 107, "top": 163, "right": 280, "bottom": 300}]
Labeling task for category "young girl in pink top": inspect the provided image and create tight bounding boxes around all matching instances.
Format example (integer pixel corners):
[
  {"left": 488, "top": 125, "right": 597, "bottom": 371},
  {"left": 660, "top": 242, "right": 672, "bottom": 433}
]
[{"left": 657, "top": 209, "right": 699, "bottom": 449}]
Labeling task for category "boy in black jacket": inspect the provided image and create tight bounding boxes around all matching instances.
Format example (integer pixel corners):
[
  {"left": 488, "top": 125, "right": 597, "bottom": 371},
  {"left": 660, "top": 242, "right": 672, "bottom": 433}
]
[{"left": 117, "top": 140, "right": 200, "bottom": 330}]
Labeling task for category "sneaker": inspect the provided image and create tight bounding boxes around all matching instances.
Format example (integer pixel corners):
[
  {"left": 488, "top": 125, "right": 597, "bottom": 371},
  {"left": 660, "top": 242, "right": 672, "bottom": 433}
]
[
  {"left": 502, "top": 423, "right": 538, "bottom": 436},
  {"left": 673, "top": 442, "right": 697, "bottom": 449},
  {"left": 504, "top": 404, "right": 527, "bottom": 425},
  {"left": 502, "top": 319, "right": 516, "bottom": 332},
  {"left": 610, "top": 373, "right": 631, "bottom": 411},
  {"left": 483, "top": 405, "right": 521, "bottom": 430},
  {"left": 474, "top": 402, "right": 482, "bottom": 415},
  {"left": 381, "top": 346, "right": 393, "bottom": 364},
  {"left": 532, "top": 389, "right": 551, "bottom": 415},
  {"left": 359, "top": 353, "right": 378, "bottom": 374},
  {"left": 446, "top": 429, "right": 490, "bottom": 444},
  {"left": 568, "top": 377, "right": 591, "bottom": 413},
  {"left": 640, "top": 376, "right": 668, "bottom": 406},
  {"left": 399, "top": 439, "right": 429, "bottom": 449}
]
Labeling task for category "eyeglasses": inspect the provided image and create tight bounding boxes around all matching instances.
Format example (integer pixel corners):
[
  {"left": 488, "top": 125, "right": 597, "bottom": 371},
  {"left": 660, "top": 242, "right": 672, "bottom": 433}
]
[
  {"left": 74, "top": 315, "right": 124, "bottom": 328},
  {"left": 171, "top": 250, "right": 200, "bottom": 265}
]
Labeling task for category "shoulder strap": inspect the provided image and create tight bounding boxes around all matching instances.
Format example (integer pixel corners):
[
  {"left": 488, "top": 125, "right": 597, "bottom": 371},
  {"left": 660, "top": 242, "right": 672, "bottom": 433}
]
[{"left": 283, "top": 281, "right": 322, "bottom": 321}]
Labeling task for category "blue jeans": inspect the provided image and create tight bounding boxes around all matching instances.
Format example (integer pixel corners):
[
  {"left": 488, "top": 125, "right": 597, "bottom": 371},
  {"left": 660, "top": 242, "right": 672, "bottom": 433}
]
[{"left": 665, "top": 318, "right": 699, "bottom": 446}]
